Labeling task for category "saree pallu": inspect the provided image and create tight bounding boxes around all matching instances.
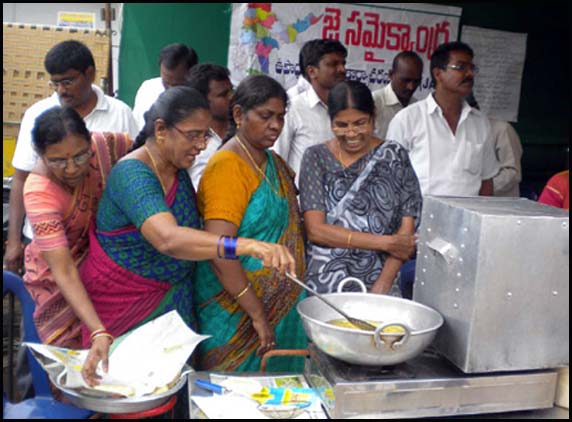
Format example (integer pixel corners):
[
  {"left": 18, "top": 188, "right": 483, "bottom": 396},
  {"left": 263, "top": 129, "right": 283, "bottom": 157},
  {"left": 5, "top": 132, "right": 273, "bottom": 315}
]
[
  {"left": 79, "top": 168, "right": 200, "bottom": 347},
  {"left": 194, "top": 151, "right": 307, "bottom": 372},
  {"left": 23, "top": 132, "right": 130, "bottom": 347}
]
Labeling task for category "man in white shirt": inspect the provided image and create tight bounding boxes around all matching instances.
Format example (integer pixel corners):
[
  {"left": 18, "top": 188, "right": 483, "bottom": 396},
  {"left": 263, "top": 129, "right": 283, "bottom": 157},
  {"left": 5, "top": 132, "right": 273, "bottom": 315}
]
[
  {"left": 4, "top": 40, "right": 139, "bottom": 273},
  {"left": 387, "top": 42, "right": 499, "bottom": 300},
  {"left": 132, "top": 43, "right": 199, "bottom": 130},
  {"left": 286, "top": 75, "right": 312, "bottom": 100},
  {"left": 185, "top": 63, "right": 233, "bottom": 188},
  {"left": 387, "top": 41, "right": 499, "bottom": 197},
  {"left": 273, "top": 39, "right": 347, "bottom": 180},
  {"left": 372, "top": 51, "right": 423, "bottom": 139},
  {"left": 465, "top": 94, "right": 523, "bottom": 197},
  {"left": 489, "top": 118, "right": 523, "bottom": 197}
]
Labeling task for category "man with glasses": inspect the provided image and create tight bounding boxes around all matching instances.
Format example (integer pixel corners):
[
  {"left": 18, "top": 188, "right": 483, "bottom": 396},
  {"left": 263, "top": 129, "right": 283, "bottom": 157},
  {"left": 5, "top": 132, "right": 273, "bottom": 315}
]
[
  {"left": 186, "top": 63, "right": 233, "bottom": 188},
  {"left": 386, "top": 41, "right": 498, "bottom": 300},
  {"left": 5, "top": 40, "right": 138, "bottom": 275},
  {"left": 387, "top": 41, "right": 498, "bottom": 197}
]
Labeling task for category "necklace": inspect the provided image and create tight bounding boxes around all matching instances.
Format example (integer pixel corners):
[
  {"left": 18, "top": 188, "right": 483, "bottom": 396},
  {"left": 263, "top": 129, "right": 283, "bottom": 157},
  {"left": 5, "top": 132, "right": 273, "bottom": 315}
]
[
  {"left": 337, "top": 144, "right": 349, "bottom": 169},
  {"left": 337, "top": 140, "right": 378, "bottom": 170},
  {"left": 234, "top": 135, "right": 280, "bottom": 196},
  {"left": 144, "top": 144, "right": 168, "bottom": 193}
]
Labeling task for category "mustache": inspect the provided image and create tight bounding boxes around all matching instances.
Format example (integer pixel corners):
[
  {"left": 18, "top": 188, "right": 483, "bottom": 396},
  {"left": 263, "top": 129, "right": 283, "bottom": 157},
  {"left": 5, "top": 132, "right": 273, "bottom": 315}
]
[{"left": 462, "top": 77, "right": 474, "bottom": 84}]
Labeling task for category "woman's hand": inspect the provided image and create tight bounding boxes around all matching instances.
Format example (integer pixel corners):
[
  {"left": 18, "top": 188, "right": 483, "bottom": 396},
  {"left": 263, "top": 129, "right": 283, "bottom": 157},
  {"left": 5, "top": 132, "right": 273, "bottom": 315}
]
[
  {"left": 251, "top": 314, "right": 276, "bottom": 356},
  {"left": 3, "top": 241, "right": 25, "bottom": 274},
  {"left": 384, "top": 234, "right": 417, "bottom": 261},
  {"left": 243, "top": 239, "right": 296, "bottom": 277},
  {"left": 81, "top": 336, "right": 112, "bottom": 386}
]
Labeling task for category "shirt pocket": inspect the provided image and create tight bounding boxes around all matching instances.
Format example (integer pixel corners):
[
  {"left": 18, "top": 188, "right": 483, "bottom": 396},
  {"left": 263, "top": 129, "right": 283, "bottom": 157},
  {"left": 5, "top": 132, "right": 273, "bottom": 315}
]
[{"left": 463, "top": 141, "right": 484, "bottom": 175}]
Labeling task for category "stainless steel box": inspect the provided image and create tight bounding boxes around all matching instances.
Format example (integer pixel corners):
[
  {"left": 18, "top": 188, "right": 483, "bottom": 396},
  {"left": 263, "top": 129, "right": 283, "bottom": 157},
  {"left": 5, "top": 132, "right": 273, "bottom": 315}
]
[{"left": 413, "top": 196, "right": 569, "bottom": 373}]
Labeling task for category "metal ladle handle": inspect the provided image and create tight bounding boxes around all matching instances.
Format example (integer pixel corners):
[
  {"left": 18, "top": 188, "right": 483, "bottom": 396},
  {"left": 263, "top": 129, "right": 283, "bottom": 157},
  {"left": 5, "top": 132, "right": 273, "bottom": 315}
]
[{"left": 285, "top": 272, "right": 358, "bottom": 324}]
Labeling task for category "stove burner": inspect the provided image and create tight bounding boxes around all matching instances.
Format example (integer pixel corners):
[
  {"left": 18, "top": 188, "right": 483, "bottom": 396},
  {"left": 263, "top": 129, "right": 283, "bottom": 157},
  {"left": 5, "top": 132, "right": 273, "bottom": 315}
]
[
  {"left": 309, "top": 344, "right": 417, "bottom": 382},
  {"left": 329, "top": 355, "right": 417, "bottom": 381}
]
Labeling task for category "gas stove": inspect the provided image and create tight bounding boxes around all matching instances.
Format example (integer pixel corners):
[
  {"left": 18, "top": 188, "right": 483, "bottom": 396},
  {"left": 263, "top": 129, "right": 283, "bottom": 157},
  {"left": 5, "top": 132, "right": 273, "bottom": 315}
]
[{"left": 304, "top": 343, "right": 558, "bottom": 419}]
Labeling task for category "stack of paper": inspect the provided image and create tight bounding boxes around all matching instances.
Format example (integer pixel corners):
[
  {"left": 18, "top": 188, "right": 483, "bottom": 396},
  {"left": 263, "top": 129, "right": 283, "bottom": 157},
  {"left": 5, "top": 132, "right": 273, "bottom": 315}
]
[{"left": 25, "top": 310, "right": 210, "bottom": 397}]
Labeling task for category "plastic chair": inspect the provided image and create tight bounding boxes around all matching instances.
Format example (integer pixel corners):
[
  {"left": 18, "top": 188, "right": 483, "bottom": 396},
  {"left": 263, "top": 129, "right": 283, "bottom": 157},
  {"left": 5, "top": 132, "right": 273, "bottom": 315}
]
[{"left": 2, "top": 270, "right": 94, "bottom": 419}]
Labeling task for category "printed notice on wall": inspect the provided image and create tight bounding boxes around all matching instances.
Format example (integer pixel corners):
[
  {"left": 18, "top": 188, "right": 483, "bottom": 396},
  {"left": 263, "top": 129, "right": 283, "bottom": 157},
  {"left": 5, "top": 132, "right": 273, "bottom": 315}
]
[
  {"left": 461, "top": 25, "right": 527, "bottom": 122},
  {"left": 57, "top": 11, "right": 96, "bottom": 29}
]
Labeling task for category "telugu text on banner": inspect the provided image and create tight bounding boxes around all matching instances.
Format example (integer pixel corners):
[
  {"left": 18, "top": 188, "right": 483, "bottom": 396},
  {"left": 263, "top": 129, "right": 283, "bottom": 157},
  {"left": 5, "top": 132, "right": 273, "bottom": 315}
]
[{"left": 227, "top": 2, "right": 462, "bottom": 97}]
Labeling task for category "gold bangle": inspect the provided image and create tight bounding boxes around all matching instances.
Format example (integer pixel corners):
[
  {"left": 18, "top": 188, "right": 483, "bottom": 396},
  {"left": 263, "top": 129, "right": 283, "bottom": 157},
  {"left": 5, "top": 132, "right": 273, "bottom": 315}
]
[
  {"left": 89, "top": 328, "right": 107, "bottom": 340},
  {"left": 347, "top": 232, "right": 353, "bottom": 248},
  {"left": 91, "top": 332, "right": 114, "bottom": 345},
  {"left": 234, "top": 282, "right": 251, "bottom": 300}
]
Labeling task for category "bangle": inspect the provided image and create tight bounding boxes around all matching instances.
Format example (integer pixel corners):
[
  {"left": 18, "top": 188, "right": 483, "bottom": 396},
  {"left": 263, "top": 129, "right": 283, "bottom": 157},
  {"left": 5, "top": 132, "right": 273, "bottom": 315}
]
[
  {"left": 216, "top": 235, "right": 224, "bottom": 259},
  {"left": 89, "top": 328, "right": 107, "bottom": 340},
  {"left": 91, "top": 332, "right": 114, "bottom": 345},
  {"left": 223, "top": 236, "right": 238, "bottom": 260},
  {"left": 234, "top": 282, "right": 251, "bottom": 300},
  {"left": 346, "top": 232, "right": 353, "bottom": 248}
]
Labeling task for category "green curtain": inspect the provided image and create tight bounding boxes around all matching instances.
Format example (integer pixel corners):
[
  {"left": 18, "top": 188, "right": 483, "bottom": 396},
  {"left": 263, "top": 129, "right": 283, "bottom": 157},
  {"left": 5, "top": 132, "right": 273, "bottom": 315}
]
[{"left": 118, "top": 3, "right": 232, "bottom": 107}]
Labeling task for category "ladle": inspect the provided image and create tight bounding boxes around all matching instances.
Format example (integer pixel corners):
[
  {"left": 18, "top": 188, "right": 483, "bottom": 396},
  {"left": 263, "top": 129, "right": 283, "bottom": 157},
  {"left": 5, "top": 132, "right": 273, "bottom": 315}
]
[{"left": 285, "top": 272, "right": 376, "bottom": 331}]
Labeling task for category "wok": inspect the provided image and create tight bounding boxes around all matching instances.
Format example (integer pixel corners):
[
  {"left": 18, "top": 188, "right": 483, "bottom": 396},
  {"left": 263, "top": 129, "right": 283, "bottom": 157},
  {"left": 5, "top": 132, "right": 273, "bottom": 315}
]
[{"left": 297, "top": 278, "right": 444, "bottom": 366}]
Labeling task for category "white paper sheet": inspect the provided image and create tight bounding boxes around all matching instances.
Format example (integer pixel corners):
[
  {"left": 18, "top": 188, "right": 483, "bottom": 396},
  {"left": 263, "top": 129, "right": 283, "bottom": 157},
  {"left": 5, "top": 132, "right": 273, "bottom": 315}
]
[
  {"left": 191, "top": 374, "right": 328, "bottom": 419},
  {"left": 25, "top": 310, "right": 210, "bottom": 397},
  {"left": 461, "top": 25, "right": 527, "bottom": 122}
]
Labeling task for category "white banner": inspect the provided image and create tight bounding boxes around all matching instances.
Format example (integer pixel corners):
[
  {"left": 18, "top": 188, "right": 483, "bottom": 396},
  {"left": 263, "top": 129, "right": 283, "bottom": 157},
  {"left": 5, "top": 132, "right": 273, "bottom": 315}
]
[
  {"left": 228, "top": 3, "right": 462, "bottom": 97},
  {"left": 461, "top": 25, "right": 527, "bottom": 122}
]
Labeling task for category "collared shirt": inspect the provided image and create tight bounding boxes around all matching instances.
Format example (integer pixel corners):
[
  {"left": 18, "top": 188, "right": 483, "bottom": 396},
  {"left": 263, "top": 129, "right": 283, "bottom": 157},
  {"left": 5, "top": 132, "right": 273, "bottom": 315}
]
[
  {"left": 132, "top": 77, "right": 165, "bottom": 130},
  {"left": 372, "top": 83, "right": 417, "bottom": 139},
  {"left": 11, "top": 84, "right": 139, "bottom": 238},
  {"left": 188, "top": 129, "right": 223, "bottom": 190},
  {"left": 286, "top": 76, "right": 312, "bottom": 100},
  {"left": 489, "top": 118, "right": 522, "bottom": 197},
  {"left": 386, "top": 93, "right": 499, "bottom": 197},
  {"left": 273, "top": 85, "right": 333, "bottom": 181}
]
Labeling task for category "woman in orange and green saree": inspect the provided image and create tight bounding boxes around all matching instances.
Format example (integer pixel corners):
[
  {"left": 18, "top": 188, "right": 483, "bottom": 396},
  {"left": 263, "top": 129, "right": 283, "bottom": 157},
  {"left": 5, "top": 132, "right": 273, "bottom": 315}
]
[{"left": 194, "top": 75, "right": 307, "bottom": 372}]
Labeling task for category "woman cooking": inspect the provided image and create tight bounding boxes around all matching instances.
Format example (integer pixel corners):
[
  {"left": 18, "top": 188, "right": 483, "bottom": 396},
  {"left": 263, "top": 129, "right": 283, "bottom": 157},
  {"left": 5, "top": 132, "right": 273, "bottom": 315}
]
[
  {"left": 79, "top": 86, "right": 296, "bottom": 383},
  {"left": 298, "top": 80, "right": 422, "bottom": 295}
]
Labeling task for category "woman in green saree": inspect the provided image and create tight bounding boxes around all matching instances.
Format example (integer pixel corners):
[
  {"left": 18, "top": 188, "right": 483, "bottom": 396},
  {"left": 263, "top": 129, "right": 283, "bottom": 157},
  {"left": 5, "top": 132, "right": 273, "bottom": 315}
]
[{"left": 195, "top": 75, "right": 307, "bottom": 372}]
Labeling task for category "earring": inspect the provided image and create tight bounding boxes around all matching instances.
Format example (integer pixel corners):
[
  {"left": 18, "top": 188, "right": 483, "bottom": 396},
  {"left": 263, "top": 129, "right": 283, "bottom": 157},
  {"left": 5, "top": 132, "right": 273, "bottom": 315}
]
[{"left": 156, "top": 136, "right": 164, "bottom": 144}]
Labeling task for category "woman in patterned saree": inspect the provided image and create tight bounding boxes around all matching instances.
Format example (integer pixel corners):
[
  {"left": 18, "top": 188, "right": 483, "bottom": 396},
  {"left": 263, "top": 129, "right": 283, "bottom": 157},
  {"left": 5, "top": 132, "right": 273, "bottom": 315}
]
[
  {"left": 22, "top": 106, "right": 131, "bottom": 384},
  {"left": 79, "top": 86, "right": 296, "bottom": 382},
  {"left": 298, "top": 80, "right": 422, "bottom": 295},
  {"left": 195, "top": 75, "right": 307, "bottom": 372}
]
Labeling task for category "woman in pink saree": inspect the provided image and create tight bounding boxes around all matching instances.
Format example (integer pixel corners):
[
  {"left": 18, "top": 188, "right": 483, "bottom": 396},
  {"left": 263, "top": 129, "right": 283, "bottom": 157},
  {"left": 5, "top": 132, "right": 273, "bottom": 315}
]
[{"left": 22, "top": 106, "right": 131, "bottom": 384}]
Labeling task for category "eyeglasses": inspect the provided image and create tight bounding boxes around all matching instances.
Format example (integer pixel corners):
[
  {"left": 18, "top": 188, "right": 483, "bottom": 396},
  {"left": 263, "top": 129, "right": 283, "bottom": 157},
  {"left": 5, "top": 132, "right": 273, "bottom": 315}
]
[
  {"left": 48, "top": 75, "right": 79, "bottom": 91},
  {"left": 45, "top": 149, "right": 93, "bottom": 169},
  {"left": 445, "top": 63, "right": 479, "bottom": 74},
  {"left": 172, "top": 126, "right": 212, "bottom": 144},
  {"left": 332, "top": 120, "right": 371, "bottom": 136}
]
